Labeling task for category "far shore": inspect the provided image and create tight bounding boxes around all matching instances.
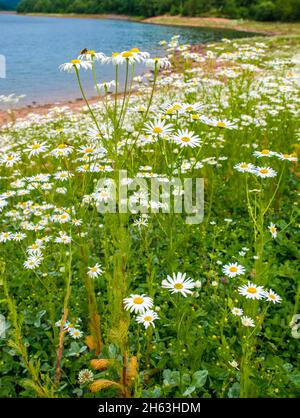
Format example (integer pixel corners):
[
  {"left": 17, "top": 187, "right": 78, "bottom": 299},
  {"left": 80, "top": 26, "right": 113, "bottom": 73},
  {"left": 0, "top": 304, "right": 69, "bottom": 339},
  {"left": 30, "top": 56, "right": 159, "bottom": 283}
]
[{"left": 2, "top": 11, "right": 299, "bottom": 36}]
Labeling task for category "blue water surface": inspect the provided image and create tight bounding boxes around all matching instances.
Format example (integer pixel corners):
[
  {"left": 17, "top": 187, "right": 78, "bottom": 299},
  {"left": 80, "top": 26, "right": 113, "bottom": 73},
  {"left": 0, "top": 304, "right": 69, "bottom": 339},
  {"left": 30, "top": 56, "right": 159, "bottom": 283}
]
[{"left": 0, "top": 14, "right": 255, "bottom": 106}]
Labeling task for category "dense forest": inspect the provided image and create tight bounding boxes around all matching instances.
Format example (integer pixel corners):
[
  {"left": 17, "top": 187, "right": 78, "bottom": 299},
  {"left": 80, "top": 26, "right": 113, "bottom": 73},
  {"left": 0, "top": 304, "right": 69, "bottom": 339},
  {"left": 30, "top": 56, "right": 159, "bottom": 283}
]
[
  {"left": 15, "top": 0, "right": 300, "bottom": 22},
  {"left": 0, "top": 0, "right": 20, "bottom": 10}
]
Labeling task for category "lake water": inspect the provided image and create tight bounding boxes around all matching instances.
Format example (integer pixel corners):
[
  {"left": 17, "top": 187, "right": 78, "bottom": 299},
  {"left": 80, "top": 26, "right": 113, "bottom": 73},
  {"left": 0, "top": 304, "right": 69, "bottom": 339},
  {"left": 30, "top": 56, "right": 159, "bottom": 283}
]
[{"left": 0, "top": 14, "right": 255, "bottom": 106}]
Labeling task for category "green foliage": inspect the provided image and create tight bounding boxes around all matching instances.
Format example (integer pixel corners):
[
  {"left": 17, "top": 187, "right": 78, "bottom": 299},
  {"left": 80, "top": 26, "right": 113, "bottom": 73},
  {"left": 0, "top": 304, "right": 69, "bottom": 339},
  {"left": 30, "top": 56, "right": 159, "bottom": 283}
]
[
  {"left": 0, "top": 0, "right": 19, "bottom": 11},
  {"left": 251, "top": 1, "right": 277, "bottom": 21},
  {"left": 16, "top": 0, "right": 300, "bottom": 22}
]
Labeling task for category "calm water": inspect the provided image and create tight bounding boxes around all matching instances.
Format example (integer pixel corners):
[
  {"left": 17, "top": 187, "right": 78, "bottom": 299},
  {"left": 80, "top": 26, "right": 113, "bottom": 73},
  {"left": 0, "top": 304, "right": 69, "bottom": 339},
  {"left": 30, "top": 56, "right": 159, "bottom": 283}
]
[{"left": 0, "top": 14, "right": 255, "bottom": 106}]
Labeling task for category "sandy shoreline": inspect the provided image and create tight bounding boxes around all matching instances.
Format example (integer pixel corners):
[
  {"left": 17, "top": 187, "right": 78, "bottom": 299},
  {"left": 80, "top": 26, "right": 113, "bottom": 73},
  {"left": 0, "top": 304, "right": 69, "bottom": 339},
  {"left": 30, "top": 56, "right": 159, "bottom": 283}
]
[{"left": 0, "top": 96, "right": 103, "bottom": 126}]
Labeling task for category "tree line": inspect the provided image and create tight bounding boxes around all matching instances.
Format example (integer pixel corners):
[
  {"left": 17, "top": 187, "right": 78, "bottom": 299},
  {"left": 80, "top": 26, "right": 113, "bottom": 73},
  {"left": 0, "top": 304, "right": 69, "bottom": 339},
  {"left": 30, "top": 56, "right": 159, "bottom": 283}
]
[
  {"left": 0, "top": 0, "right": 20, "bottom": 10},
  {"left": 16, "top": 0, "right": 300, "bottom": 22}
]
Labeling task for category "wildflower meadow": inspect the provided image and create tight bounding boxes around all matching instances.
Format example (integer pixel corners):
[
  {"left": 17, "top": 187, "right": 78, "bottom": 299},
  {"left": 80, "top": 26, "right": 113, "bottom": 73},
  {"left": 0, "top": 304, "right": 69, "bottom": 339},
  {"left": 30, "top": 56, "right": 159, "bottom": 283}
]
[{"left": 0, "top": 33, "right": 299, "bottom": 400}]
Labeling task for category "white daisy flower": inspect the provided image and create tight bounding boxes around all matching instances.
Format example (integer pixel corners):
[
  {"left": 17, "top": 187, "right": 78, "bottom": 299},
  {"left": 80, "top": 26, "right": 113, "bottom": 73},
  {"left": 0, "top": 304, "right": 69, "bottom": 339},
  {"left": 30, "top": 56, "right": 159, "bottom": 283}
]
[
  {"left": 24, "top": 255, "right": 43, "bottom": 269},
  {"left": 277, "top": 153, "right": 297, "bottom": 162},
  {"left": 136, "top": 310, "right": 159, "bottom": 329},
  {"left": 69, "top": 328, "right": 83, "bottom": 339},
  {"left": 87, "top": 263, "right": 103, "bottom": 278},
  {"left": 144, "top": 119, "right": 174, "bottom": 137},
  {"left": 222, "top": 263, "right": 245, "bottom": 278},
  {"left": 50, "top": 143, "right": 73, "bottom": 158},
  {"left": 1, "top": 152, "right": 21, "bottom": 167},
  {"left": 109, "top": 49, "right": 149, "bottom": 65},
  {"left": 59, "top": 59, "right": 92, "bottom": 72},
  {"left": 24, "top": 141, "right": 49, "bottom": 157},
  {"left": 263, "top": 289, "right": 282, "bottom": 304},
  {"left": 172, "top": 129, "right": 202, "bottom": 148},
  {"left": 162, "top": 272, "right": 195, "bottom": 297},
  {"left": 253, "top": 149, "right": 276, "bottom": 158},
  {"left": 231, "top": 307, "right": 243, "bottom": 316},
  {"left": 268, "top": 222, "right": 277, "bottom": 238},
  {"left": 241, "top": 316, "right": 255, "bottom": 327},
  {"left": 53, "top": 171, "right": 74, "bottom": 181},
  {"left": 55, "top": 232, "right": 72, "bottom": 244},
  {"left": 12, "top": 232, "right": 27, "bottom": 241},
  {"left": 145, "top": 57, "right": 171, "bottom": 70},
  {"left": 123, "top": 294, "right": 153, "bottom": 314},
  {"left": 234, "top": 162, "right": 256, "bottom": 173},
  {"left": 0, "top": 231, "right": 13, "bottom": 242},
  {"left": 78, "top": 50, "right": 106, "bottom": 62},
  {"left": 255, "top": 167, "right": 277, "bottom": 178},
  {"left": 238, "top": 281, "right": 265, "bottom": 300}
]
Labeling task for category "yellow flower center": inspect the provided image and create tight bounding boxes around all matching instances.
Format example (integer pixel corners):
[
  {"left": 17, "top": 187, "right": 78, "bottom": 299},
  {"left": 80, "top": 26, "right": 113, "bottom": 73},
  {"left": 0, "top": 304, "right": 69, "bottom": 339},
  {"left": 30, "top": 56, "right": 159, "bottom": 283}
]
[
  {"left": 71, "top": 59, "right": 81, "bottom": 65},
  {"left": 133, "top": 297, "right": 144, "bottom": 305},
  {"left": 153, "top": 127, "right": 163, "bottom": 134},
  {"left": 269, "top": 294, "right": 276, "bottom": 299},
  {"left": 261, "top": 149, "right": 270, "bottom": 154},
  {"left": 174, "top": 283, "right": 184, "bottom": 289},
  {"left": 240, "top": 163, "right": 248, "bottom": 168},
  {"left": 181, "top": 136, "right": 191, "bottom": 142},
  {"left": 173, "top": 104, "right": 182, "bottom": 110},
  {"left": 192, "top": 114, "right": 200, "bottom": 120},
  {"left": 112, "top": 52, "right": 120, "bottom": 57},
  {"left": 229, "top": 266, "right": 238, "bottom": 272},
  {"left": 87, "top": 50, "right": 95, "bottom": 55},
  {"left": 7, "top": 155, "right": 14, "bottom": 160},
  {"left": 130, "top": 48, "right": 140, "bottom": 53},
  {"left": 144, "top": 316, "right": 152, "bottom": 322},
  {"left": 85, "top": 147, "right": 94, "bottom": 153},
  {"left": 58, "top": 143, "right": 66, "bottom": 149},
  {"left": 186, "top": 106, "right": 193, "bottom": 111},
  {"left": 122, "top": 51, "right": 133, "bottom": 58},
  {"left": 217, "top": 121, "right": 226, "bottom": 127},
  {"left": 32, "top": 144, "right": 41, "bottom": 149},
  {"left": 167, "top": 108, "right": 175, "bottom": 114},
  {"left": 247, "top": 287, "right": 257, "bottom": 294},
  {"left": 260, "top": 169, "right": 269, "bottom": 174}
]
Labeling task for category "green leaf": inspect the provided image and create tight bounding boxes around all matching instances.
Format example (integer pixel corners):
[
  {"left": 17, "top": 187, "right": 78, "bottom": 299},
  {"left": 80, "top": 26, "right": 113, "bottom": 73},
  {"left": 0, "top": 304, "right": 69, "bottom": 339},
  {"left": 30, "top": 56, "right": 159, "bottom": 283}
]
[
  {"left": 288, "top": 373, "right": 300, "bottom": 387},
  {"left": 191, "top": 370, "right": 208, "bottom": 388},
  {"left": 182, "top": 385, "right": 196, "bottom": 396},
  {"left": 228, "top": 382, "right": 240, "bottom": 398},
  {"left": 283, "top": 363, "right": 293, "bottom": 373},
  {"left": 34, "top": 310, "right": 46, "bottom": 328},
  {"left": 163, "top": 369, "right": 180, "bottom": 387},
  {"left": 182, "top": 373, "right": 191, "bottom": 386}
]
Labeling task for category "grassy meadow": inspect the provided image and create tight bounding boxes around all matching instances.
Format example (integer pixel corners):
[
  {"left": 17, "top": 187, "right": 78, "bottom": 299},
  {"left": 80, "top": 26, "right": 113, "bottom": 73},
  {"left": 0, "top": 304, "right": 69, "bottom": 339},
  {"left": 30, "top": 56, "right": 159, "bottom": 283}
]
[{"left": 0, "top": 29, "right": 299, "bottom": 399}]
